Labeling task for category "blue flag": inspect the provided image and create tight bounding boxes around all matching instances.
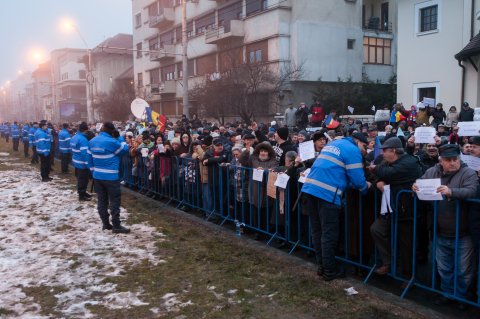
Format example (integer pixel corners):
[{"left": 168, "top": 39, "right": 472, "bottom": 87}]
[{"left": 373, "top": 136, "right": 382, "bottom": 160}]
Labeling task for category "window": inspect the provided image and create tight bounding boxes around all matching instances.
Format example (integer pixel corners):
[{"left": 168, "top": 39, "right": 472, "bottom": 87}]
[
  {"left": 159, "top": 30, "right": 174, "bottom": 48},
  {"left": 196, "top": 13, "right": 215, "bottom": 35},
  {"left": 420, "top": 5, "right": 437, "bottom": 32},
  {"left": 135, "top": 13, "right": 142, "bottom": 28},
  {"left": 246, "top": 0, "right": 268, "bottom": 17},
  {"left": 418, "top": 87, "right": 436, "bottom": 102},
  {"left": 176, "top": 60, "right": 195, "bottom": 78},
  {"left": 247, "top": 40, "right": 268, "bottom": 64},
  {"left": 149, "top": 37, "right": 159, "bottom": 51},
  {"left": 161, "top": 65, "right": 175, "bottom": 81},
  {"left": 61, "top": 72, "right": 68, "bottom": 80},
  {"left": 363, "top": 37, "right": 391, "bottom": 65},
  {"left": 148, "top": 1, "right": 159, "bottom": 17},
  {"left": 137, "top": 73, "right": 143, "bottom": 87},
  {"left": 78, "top": 70, "right": 86, "bottom": 79},
  {"left": 196, "top": 54, "right": 216, "bottom": 76},
  {"left": 219, "top": 2, "right": 242, "bottom": 31},
  {"left": 149, "top": 68, "right": 160, "bottom": 85},
  {"left": 347, "top": 39, "right": 355, "bottom": 50},
  {"left": 136, "top": 42, "right": 142, "bottom": 58},
  {"left": 187, "top": 21, "right": 194, "bottom": 38}
]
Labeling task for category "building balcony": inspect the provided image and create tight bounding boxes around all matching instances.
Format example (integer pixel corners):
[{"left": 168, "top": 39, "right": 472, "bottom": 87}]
[
  {"left": 150, "top": 44, "right": 176, "bottom": 62},
  {"left": 205, "top": 20, "right": 244, "bottom": 45},
  {"left": 159, "top": 80, "right": 176, "bottom": 95},
  {"left": 363, "top": 17, "right": 392, "bottom": 33},
  {"left": 149, "top": 8, "right": 175, "bottom": 29}
]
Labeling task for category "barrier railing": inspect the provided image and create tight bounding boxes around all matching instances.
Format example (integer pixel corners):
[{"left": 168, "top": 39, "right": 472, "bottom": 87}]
[{"left": 47, "top": 145, "right": 480, "bottom": 308}]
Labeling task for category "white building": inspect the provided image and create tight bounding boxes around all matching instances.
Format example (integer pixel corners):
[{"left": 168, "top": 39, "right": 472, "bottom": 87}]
[
  {"left": 132, "top": 0, "right": 397, "bottom": 119},
  {"left": 31, "top": 62, "right": 53, "bottom": 121},
  {"left": 397, "top": 0, "right": 480, "bottom": 108}
]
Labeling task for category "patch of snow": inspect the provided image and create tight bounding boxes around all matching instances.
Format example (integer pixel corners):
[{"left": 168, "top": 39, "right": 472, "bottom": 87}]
[
  {"left": 227, "top": 289, "right": 238, "bottom": 295},
  {"left": 162, "top": 293, "right": 193, "bottom": 312},
  {"left": 0, "top": 152, "right": 9, "bottom": 156},
  {"left": 0, "top": 161, "right": 166, "bottom": 318},
  {"left": 207, "top": 285, "right": 216, "bottom": 290}
]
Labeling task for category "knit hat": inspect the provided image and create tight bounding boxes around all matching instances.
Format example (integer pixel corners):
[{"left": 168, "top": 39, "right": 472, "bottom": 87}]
[{"left": 276, "top": 127, "right": 289, "bottom": 140}]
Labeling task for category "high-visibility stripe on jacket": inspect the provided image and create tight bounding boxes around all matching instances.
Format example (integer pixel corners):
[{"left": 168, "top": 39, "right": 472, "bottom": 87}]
[
  {"left": 29, "top": 127, "right": 37, "bottom": 144},
  {"left": 33, "top": 128, "right": 51, "bottom": 156},
  {"left": 22, "top": 125, "right": 30, "bottom": 142},
  {"left": 58, "top": 128, "right": 72, "bottom": 153},
  {"left": 70, "top": 132, "right": 89, "bottom": 169},
  {"left": 301, "top": 137, "right": 368, "bottom": 206},
  {"left": 88, "top": 132, "right": 128, "bottom": 181},
  {"left": 10, "top": 124, "right": 20, "bottom": 139}
]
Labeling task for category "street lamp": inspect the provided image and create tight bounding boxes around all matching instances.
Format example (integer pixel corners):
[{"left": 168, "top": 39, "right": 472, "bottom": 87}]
[{"left": 61, "top": 18, "right": 94, "bottom": 123}]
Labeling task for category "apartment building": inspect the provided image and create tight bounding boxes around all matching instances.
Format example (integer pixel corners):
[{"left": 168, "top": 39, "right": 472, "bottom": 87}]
[
  {"left": 50, "top": 48, "right": 88, "bottom": 123},
  {"left": 397, "top": 0, "right": 480, "bottom": 108},
  {"left": 31, "top": 62, "right": 53, "bottom": 121},
  {"left": 132, "top": 0, "right": 397, "bottom": 120}
]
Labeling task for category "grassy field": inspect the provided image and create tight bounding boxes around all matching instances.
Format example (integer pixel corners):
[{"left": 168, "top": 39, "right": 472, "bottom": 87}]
[{"left": 0, "top": 140, "right": 432, "bottom": 318}]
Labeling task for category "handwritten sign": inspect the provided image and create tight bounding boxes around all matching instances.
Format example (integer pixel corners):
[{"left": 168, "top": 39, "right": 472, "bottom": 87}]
[
  {"left": 423, "top": 97, "right": 435, "bottom": 108},
  {"left": 414, "top": 127, "right": 436, "bottom": 144},
  {"left": 375, "top": 110, "right": 390, "bottom": 122},
  {"left": 274, "top": 173, "right": 290, "bottom": 189},
  {"left": 252, "top": 168, "right": 264, "bottom": 182},
  {"left": 298, "top": 140, "right": 315, "bottom": 161},
  {"left": 298, "top": 168, "right": 311, "bottom": 184},
  {"left": 415, "top": 178, "right": 443, "bottom": 201},
  {"left": 457, "top": 121, "right": 480, "bottom": 136},
  {"left": 461, "top": 154, "right": 480, "bottom": 171}
]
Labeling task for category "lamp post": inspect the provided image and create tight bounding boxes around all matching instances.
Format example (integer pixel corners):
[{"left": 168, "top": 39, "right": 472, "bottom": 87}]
[{"left": 63, "top": 20, "right": 94, "bottom": 123}]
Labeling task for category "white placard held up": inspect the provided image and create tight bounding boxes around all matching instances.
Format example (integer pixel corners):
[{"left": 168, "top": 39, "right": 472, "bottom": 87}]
[
  {"left": 167, "top": 130, "right": 175, "bottom": 140},
  {"left": 141, "top": 148, "right": 149, "bottom": 158},
  {"left": 298, "top": 140, "right": 315, "bottom": 161},
  {"left": 252, "top": 168, "right": 264, "bottom": 182},
  {"left": 414, "top": 127, "right": 436, "bottom": 144},
  {"left": 157, "top": 144, "right": 165, "bottom": 153},
  {"left": 298, "top": 168, "right": 311, "bottom": 184},
  {"left": 274, "top": 173, "right": 290, "bottom": 189},
  {"left": 95, "top": 123, "right": 103, "bottom": 131},
  {"left": 375, "top": 110, "right": 390, "bottom": 122},
  {"left": 380, "top": 184, "right": 392, "bottom": 215},
  {"left": 306, "top": 127, "right": 323, "bottom": 132},
  {"left": 377, "top": 132, "right": 387, "bottom": 137},
  {"left": 457, "top": 121, "right": 480, "bottom": 136},
  {"left": 423, "top": 97, "right": 435, "bottom": 108},
  {"left": 415, "top": 178, "right": 443, "bottom": 201},
  {"left": 461, "top": 154, "right": 480, "bottom": 171}
]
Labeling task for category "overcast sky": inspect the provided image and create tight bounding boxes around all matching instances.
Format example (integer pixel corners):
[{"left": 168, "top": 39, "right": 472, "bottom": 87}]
[{"left": 0, "top": 0, "right": 132, "bottom": 85}]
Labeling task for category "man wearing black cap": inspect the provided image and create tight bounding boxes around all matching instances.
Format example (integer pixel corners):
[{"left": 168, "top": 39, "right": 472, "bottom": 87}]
[
  {"left": 413, "top": 144, "right": 478, "bottom": 306},
  {"left": 203, "top": 138, "right": 229, "bottom": 215},
  {"left": 273, "top": 127, "right": 296, "bottom": 166},
  {"left": 370, "top": 136, "right": 422, "bottom": 278},
  {"left": 458, "top": 102, "right": 474, "bottom": 122},
  {"left": 70, "top": 122, "right": 91, "bottom": 201}
]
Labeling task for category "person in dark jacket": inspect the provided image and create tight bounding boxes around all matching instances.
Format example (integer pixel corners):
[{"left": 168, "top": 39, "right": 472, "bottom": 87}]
[
  {"left": 295, "top": 103, "right": 310, "bottom": 130},
  {"left": 413, "top": 144, "right": 478, "bottom": 305},
  {"left": 203, "top": 138, "right": 229, "bottom": 214},
  {"left": 370, "top": 137, "right": 423, "bottom": 279},
  {"left": 431, "top": 103, "right": 446, "bottom": 129},
  {"left": 458, "top": 102, "right": 474, "bottom": 122},
  {"left": 272, "top": 127, "right": 296, "bottom": 166}
]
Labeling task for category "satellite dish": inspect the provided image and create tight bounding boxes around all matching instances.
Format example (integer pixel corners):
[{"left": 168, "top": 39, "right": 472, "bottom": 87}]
[{"left": 131, "top": 98, "right": 149, "bottom": 119}]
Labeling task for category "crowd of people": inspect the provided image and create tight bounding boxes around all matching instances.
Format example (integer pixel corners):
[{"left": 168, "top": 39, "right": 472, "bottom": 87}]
[{"left": 1, "top": 99, "right": 479, "bottom": 308}]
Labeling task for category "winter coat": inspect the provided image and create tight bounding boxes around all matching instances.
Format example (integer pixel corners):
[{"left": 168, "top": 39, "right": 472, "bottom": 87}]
[
  {"left": 420, "top": 163, "right": 478, "bottom": 237},
  {"left": 272, "top": 140, "right": 296, "bottom": 167},
  {"left": 459, "top": 107, "right": 474, "bottom": 122},
  {"left": 445, "top": 111, "right": 459, "bottom": 128},
  {"left": 431, "top": 108, "right": 446, "bottom": 124},
  {"left": 284, "top": 107, "right": 297, "bottom": 127},
  {"left": 416, "top": 108, "right": 430, "bottom": 125},
  {"left": 88, "top": 132, "right": 129, "bottom": 181},
  {"left": 34, "top": 128, "right": 51, "bottom": 156},
  {"left": 70, "top": 132, "right": 89, "bottom": 169}
]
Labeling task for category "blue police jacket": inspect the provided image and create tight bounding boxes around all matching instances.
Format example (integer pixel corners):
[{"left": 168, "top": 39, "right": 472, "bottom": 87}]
[
  {"left": 58, "top": 128, "right": 72, "bottom": 153},
  {"left": 0, "top": 124, "right": 5, "bottom": 133},
  {"left": 70, "top": 132, "right": 89, "bottom": 169},
  {"left": 88, "top": 132, "right": 129, "bottom": 181},
  {"left": 301, "top": 137, "right": 368, "bottom": 207},
  {"left": 22, "top": 125, "right": 30, "bottom": 142},
  {"left": 11, "top": 124, "right": 20, "bottom": 139},
  {"left": 29, "top": 127, "right": 37, "bottom": 144},
  {"left": 34, "top": 128, "right": 51, "bottom": 156},
  {"left": 4, "top": 124, "right": 10, "bottom": 135}
]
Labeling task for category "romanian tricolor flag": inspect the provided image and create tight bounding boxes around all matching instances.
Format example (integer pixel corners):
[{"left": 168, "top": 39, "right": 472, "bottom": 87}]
[
  {"left": 325, "top": 114, "right": 340, "bottom": 129},
  {"left": 390, "top": 110, "right": 406, "bottom": 123},
  {"left": 157, "top": 114, "right": 167, "bottom": 133}
]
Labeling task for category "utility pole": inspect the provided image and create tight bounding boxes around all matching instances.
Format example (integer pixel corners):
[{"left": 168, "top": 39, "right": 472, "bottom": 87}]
[
  {"left": 86, "top": 49, "right": 94, "bottom": 123},
  {"left": 182, "top": 0, "right": 189, "bottom": 119}
]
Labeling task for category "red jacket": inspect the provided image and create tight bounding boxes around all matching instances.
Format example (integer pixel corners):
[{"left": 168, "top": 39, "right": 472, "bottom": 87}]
[{"left": 310, "top": 104, "right": 325, "bottom": 123}]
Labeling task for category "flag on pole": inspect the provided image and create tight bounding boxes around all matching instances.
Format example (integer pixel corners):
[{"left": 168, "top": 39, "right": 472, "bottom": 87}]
[
  {"left": 157, "top": 114, "right": 167, "bottom": 133},
  {"left": 389, "top": 110, "right": 406, "bottom": 123},
  {"left": 397, "top": 127, "right": 405, "bottom": 137},
  {"left": 347, "top": 106, "right": 354, "bottom": 114},
  {"left": 373, "top": 136, "right": 382, "bottom": 160},
  {"left": 325, "top": 114, "right": 340, "bottom": 129}
]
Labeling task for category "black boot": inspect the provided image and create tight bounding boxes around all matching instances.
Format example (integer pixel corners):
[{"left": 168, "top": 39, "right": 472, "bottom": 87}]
[
  {"left": 323, "top": 268, "right": 346, "bottom": 282},
  {"left": 84, "top": 192, "right": 93, "bottom": 198},
  {"left": 79, "top": 195, "right": 92, "bottom": 201},
  {"left": 102, "top": 223, "right": 113, "bottom": 230},
  {"left": 112, "top": 224, "right": 130, "bottom": 234}
]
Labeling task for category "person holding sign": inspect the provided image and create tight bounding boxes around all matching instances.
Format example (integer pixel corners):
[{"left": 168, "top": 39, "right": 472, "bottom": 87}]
[
  {"left": 301, "top": 132, "right": 371, "bottom": 281},
  {"left": 412, "top": 144, "right": 478, "bottom": 306}
]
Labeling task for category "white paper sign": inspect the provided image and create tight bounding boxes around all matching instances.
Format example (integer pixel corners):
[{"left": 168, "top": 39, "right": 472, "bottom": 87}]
[
  {"left": 157, "top": 144, "right": 165, "bottom": 153},
  {"left": 252, "top": 168, "right": 264, "bottom": 182},
  {"left": 461, "top": 154, "right": 480, "bottom": 171},
  {"left": 375, "top": 110, "right": 390, "bottom": 122},
  {"left": 95, "top": 123, "right": 103, "bottom": 131},
  {"left": 306, "top": 127, "right": 323, "bottom": 132},
  {"left": 298, "top": 140, "right": 315, "bottom": 161},
  {"left": 423, "top": 97, "right": 435, "bottom": 108},
  {"left": 274, "top": 173, "right": 290, "bottom": 189},
  {"left": 377, "top": 132, "right": 387, "bottom": 137},
  {"left": 167, "top": 130, "right": 175, "bottom": 140},
  {"left": 415, "top": 178, "right": 443, "bottom": 201},
  {"left": 457, "top": 121, "right": 480, "bottom": 136},
  {"left": 298, "top": 168, "right": 311, "bottom": 184},
  {"left": 380, "top": 185, "right": 392, "bottom": 215},
  {"left": 141, "top": 148, "right": 149, "bottom": 157},
  {"left": 414, "top": 127, "right": 436, "bottom": 144}
]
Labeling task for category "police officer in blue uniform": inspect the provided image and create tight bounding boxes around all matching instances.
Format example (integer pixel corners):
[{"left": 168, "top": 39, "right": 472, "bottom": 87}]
[
  {"left": 11, "top": 121, "right": 20, "bottom": 151},
  {"left": 22, "top": 122, "right": 30, "bottom": 158},
  {"left": 88, "top": 122, "right": 130, "bottom": 233},
  {"left": 29, "top": 122, "right": 39, "bottom": 164},
  {"left": 34, "top": 120, "right": 52, "bottom": 182},
  {"left": 301, "top": 132, "right": 371, "bottom": 281},
  {"left": 58, "top": 123, "right": 72, "bottom": 173},
  {"left": 71, "top": 122, "right": 92, "bottom": 201}
]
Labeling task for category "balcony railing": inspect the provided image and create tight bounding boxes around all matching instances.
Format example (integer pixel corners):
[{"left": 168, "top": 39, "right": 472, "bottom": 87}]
[
  {"left": 205, "top": 20, "right": 244, "bottom": 44},
  {"left": 149, "top": 8, "right": 175, "bottom": 29},
  {"left": 363, "top": 17, "right": 392, "bottom": 33},
  {"left": 150, "top": 44, "right": 176, "bottom": 62},
  {"left": 159, "top": 80, "right": 176, "bottom": 95}
]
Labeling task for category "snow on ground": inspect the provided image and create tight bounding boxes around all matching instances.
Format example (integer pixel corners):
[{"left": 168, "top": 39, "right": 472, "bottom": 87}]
[{"left": 0, "top": 159, "right": 168, "bottom": 318}]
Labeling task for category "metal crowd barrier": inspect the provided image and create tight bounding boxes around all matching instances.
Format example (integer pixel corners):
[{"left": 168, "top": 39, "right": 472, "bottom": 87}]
[{"left": 41, "top": 144, "right": 480, "bottom": 309}]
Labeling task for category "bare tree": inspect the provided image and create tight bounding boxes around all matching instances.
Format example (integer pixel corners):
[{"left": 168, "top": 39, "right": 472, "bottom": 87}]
[{"left": 94, "top": 81, "right": 135, "bottom": 121}]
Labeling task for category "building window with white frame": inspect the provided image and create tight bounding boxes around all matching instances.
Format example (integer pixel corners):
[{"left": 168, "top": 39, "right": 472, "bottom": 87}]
[
  {"left": 420, "top": 5, "right": 437, "bottom": 32},
  {"left": 136, "top": 43, "right": 142, "bottom": 58}
]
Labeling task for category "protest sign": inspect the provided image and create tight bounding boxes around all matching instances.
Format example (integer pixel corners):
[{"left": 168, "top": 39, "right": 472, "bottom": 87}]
[
  {"left": 267, "top": 171, "right": 277, "bottom": 199},
  {"left": 252, "top": 168, "right": 264, "bottom": 182},
  {"left": 274, "top": 173, "right": 290, "bottom": 189},
  {"left": 375, "top": 110, "right": 390, "bottom": 122},
  {"left": 414, "top": 127, "right": 436, "bottom": 144},
  {"left": 298, "top": 140, "right": 315, "bottom": 161},
  {"left": 457, "top": 121, "right": 480, "bottom": 136},
  {"left": 415, "top": 179, "right": 443, "bottom": 201},
  {"left": 461, "top": 154, "right": 480, "bottom": 171}
]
